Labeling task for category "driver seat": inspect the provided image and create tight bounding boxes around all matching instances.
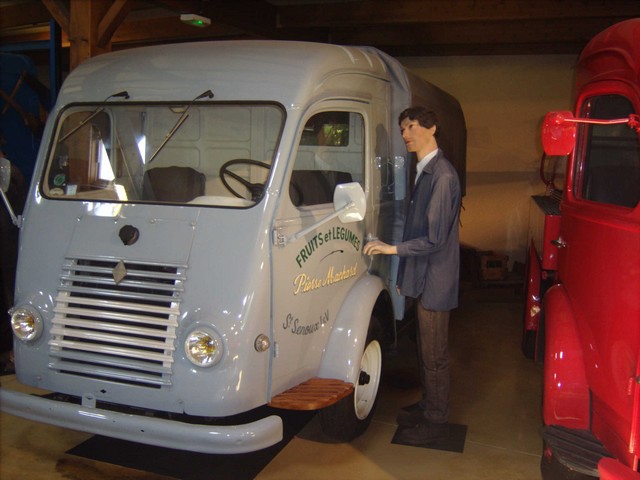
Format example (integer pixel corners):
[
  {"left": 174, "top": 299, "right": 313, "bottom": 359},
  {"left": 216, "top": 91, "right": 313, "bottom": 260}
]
[{"left": 142, "top": 166, "right": 206, "bottom": 203}]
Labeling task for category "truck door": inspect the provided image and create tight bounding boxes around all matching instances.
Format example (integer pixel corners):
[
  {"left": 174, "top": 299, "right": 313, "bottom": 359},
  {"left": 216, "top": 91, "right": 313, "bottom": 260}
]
[
  {"left": 559, "top": 87, "right": 640, "bottom": 451},
  {"left": 270, "top": 105, "right": 373, "bottom": 394}
]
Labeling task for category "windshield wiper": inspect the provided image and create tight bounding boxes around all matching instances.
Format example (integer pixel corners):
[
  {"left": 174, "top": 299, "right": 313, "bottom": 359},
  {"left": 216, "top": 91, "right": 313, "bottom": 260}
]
[
  {"left": 58, "top": 91, "right": 129, "bottom": 143},
  {"left": 147, "top": 89, "right": 214, "bottom": 164}
]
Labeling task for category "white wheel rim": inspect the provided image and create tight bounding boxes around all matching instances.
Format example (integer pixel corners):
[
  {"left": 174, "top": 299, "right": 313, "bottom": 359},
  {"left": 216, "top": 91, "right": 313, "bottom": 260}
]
[{"left": 354, "top": 339, "right": 382, "bottom": 420}]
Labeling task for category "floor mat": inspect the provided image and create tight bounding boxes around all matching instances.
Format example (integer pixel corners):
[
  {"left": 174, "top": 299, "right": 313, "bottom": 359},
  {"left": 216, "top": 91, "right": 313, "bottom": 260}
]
[
  {"left": 391, "top": 423, "right": 468, "bottom": 453},
  {"left": 66, "top": 410, "right": 315, "bottom": 480}
]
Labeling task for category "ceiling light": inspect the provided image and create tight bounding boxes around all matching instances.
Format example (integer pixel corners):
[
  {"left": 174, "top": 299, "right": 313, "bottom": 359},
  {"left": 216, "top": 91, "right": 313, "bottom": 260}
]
[{"left": 180, "top": 14, "right": 211, "bottom": 28}]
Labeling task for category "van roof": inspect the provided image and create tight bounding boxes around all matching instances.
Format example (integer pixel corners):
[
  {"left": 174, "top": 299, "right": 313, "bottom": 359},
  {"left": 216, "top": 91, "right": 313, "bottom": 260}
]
[
  {"left": 58, "top": 40, "right": 394, "bottom": 107},
  {"left": 56, "top": 39, "right": 467, "bottom": 196}
]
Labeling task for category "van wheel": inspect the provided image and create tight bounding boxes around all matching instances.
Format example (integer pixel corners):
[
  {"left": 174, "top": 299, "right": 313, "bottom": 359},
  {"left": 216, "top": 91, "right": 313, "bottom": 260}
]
[{"left": 319, "top": 317, "right": 383, "bottom": 442}]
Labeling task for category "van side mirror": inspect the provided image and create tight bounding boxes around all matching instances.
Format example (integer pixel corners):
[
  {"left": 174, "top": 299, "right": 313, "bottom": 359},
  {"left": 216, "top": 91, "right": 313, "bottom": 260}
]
[
  {"left": 542, "top": 111, "right": 577, "bottom": 156},
  {"left": 284, "top": 182, "right": 366, "bottom": 244},
  {"left": 334, "top": 182, "right": 366, "bottom": 223},
  {"left": 0, "top": 157, "right": 22, "bottom": 227}
]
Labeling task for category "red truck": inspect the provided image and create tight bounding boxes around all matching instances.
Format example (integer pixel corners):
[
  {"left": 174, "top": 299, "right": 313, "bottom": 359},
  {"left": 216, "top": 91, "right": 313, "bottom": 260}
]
[{"left": 525, "top": 18, "right": 640, "bottom": 479}]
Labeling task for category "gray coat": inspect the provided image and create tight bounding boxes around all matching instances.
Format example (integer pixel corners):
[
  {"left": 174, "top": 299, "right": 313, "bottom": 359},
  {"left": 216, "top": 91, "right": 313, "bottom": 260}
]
[{"left": 396, "top": 149, "right": 461, "bottom": 311}]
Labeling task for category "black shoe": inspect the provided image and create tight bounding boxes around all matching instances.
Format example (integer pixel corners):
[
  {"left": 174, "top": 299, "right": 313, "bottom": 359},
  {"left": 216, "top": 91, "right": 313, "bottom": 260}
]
[
  {"left": 396, "top": 405, "right": 425, "bottom": 427},
  {"left": 396, "top": 420, "right": 449, "bottom": 445},
  {"left": 401, "top": 401, "right": 422, "bottom": 412}
]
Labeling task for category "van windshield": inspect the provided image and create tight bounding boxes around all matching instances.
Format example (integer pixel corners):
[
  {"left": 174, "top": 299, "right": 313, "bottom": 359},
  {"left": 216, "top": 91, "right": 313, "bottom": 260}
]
[{"left": 43, "top": 102, "right": 284, "bottom": 207}]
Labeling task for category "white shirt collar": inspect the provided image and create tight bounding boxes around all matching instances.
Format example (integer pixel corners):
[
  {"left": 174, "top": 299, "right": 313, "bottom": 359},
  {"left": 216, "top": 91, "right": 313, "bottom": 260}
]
[{"left": 415, "top": 149, "right": 438, "bottom": 184}]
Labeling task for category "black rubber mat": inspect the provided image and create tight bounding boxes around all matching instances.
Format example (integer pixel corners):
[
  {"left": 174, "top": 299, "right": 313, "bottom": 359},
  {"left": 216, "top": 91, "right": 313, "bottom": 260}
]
[
  {"left": 66, "top": 410, "right": 315, "bottom": 480},
  {"left": 391, "top": 423, "right": 468, "bottom": 453}
]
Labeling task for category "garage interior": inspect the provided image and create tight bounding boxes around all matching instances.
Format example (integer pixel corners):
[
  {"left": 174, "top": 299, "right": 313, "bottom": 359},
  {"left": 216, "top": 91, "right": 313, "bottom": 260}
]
[
  {"left": 2, "top": 283, "right": 538, "bottom": 479},
  {"left": 1, "top": 1, "right": 640, "bottom": 479}
]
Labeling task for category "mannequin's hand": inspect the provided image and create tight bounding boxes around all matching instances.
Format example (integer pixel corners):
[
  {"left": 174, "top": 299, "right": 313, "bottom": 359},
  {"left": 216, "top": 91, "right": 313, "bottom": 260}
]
[{"left": 363, "top": 240, "right": 398, "bottom": 256}]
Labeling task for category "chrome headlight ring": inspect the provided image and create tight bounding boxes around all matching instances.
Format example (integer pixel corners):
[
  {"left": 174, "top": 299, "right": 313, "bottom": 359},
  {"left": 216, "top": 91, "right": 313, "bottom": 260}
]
[
  {"left": 10, "top": 305, "right": 43, "bottom": 342},
  {"left": 184, "top": 328, "right": 224, "bottom": 368}
]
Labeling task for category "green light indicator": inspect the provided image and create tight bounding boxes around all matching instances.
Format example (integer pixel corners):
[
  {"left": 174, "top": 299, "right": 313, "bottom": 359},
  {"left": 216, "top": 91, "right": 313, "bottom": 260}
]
[{"left": 180, "top": 14, "right": 210, "bottom": 28}]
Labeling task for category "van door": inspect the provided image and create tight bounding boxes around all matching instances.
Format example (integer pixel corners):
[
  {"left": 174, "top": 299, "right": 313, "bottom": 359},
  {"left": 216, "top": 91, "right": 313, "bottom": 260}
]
[
  {"left": 270, "top": 106, "right": 372, "bottom": 394},
  {"left": 559, "top": 87, "right": 640, "bottom": 452}
]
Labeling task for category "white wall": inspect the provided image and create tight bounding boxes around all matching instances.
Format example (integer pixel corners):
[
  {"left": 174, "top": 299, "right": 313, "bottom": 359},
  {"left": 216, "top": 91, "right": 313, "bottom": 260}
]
[{"left": 399, "top": 55, "right": 577, "bottom": 266}]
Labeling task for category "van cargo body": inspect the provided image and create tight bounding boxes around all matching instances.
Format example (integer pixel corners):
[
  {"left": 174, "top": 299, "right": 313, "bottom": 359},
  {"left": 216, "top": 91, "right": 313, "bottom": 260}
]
[{"left": 0, "top": 41, "right": 466, "bottom": 453}]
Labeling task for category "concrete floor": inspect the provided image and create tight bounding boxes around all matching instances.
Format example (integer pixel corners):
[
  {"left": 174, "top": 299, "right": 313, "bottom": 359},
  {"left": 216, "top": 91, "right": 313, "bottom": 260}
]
[{"left": 0, "top": 284, "right": 543, "bottom": 479}]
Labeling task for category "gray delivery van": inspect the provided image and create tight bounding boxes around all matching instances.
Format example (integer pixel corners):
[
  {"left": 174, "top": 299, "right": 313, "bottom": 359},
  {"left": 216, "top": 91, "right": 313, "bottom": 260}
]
[{"left": 0, "top": 40, "right": 465, "bottom": 453}]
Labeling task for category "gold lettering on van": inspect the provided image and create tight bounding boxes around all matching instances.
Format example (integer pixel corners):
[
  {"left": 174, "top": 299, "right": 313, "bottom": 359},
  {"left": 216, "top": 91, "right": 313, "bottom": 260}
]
[{"left": 292, "top": 263, "right": 358, "bottom": 295}]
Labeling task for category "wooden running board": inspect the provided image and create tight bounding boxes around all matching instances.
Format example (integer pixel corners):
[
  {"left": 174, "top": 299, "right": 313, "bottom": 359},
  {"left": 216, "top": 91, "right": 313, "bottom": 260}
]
[{"left": 268, "top": 377, "right": 354, "bottom": 410}]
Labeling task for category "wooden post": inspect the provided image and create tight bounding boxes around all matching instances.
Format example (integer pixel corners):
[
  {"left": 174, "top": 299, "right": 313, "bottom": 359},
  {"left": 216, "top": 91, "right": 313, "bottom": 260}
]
[
  {"left": 43, "top": 0, "right": 132, "bottom": 71},
  {"left": 69, "top": 0, "right": 110, "bottom": 70}
]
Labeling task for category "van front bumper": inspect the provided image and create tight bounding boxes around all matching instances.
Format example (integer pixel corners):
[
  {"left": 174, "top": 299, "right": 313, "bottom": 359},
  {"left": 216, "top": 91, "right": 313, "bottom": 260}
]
[{"left": 0, "top": 387, "right": 283, "bottom": 454}]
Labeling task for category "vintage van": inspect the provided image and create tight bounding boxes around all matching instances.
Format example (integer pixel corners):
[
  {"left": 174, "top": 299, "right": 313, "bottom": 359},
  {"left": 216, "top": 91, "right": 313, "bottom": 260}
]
[
  {"left": 530, "top": 19, "right": 640, "bottom": 480},
  {"left": 0, "top": 40, "right": 465, "bottom": 454}
]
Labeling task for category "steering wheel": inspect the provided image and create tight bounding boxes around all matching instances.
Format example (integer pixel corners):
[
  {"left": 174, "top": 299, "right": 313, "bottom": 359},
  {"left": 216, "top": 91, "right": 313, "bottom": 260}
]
[{"left": 219, "top": 159, "right": 270, "bottom": 201}]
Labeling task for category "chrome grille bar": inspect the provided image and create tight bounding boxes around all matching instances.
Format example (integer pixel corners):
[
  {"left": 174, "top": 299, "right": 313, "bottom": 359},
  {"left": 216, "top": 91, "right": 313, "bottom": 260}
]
[{"left": 49, "top": 257, "right": 185, "bottom": 388}]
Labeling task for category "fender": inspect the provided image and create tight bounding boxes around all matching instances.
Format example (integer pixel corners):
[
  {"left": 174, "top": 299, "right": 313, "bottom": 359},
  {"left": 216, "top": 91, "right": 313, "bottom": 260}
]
[
  {"left": 543, "top": 284, "right": 590, "bottom": 429},
  {"left": 318, "top": 273, "right": 385, "bottom": 383},
  {"left": 598, "top": 458, "right": 640, "bottom": 480}
]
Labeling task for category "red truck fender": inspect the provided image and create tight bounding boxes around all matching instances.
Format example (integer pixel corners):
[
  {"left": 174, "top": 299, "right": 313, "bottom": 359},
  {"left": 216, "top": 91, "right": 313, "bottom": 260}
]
[
  {"left": 524, "top": 240, "right": 542, "bottom": 333},
  {"left": 599, "top": 457, "right": 640, "bottom": 480},
  {"left": 543, "top": 284, "right": 590, "bottom": 429}
]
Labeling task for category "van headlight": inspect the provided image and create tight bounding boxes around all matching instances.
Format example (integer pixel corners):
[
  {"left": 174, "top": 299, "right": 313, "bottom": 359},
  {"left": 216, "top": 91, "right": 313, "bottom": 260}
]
[
  {"left": 10, "top": 306, "right": 43, "bottom": 342},
  {"left": 185, "top": 329, "right": 223, "bottom": 367}
]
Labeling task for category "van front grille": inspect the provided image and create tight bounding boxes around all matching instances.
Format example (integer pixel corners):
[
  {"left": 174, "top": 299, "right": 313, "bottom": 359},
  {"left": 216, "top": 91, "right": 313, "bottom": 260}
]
[{"left": 48, "top": 257, "right": 184, "bottom": 388}]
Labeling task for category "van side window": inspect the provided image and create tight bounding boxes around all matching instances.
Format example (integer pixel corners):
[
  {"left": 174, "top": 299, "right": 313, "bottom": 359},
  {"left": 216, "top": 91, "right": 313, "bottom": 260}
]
[
  {"left": 290, "top": 111, "right": 364, "bottom": 207},
  {"left": 577, "top": 95, "right": 640, "bottom": 208}
]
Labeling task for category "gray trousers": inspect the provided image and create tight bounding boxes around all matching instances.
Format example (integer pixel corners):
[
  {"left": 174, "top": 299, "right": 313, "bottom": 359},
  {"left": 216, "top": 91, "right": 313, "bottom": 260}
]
[{"left": 416, "top": 304, "right": 450, "bottom": 424}]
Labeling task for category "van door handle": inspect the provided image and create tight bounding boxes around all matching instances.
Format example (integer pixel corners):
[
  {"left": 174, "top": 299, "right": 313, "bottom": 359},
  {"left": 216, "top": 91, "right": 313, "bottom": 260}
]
[{"left": 551, "top": 237, "right": 566, "bottom": 248}]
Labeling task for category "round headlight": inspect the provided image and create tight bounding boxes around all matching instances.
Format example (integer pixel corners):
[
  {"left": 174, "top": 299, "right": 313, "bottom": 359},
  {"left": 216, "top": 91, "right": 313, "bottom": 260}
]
[
  {"left": 10, "top": 306, "right": 43, "bottom": 342},
  {"left": 185, "top": 330, "right": 223, "bottom": 367}
]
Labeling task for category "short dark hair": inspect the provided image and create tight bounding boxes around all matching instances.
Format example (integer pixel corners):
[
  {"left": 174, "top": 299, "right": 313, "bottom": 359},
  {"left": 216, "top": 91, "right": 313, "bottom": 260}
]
[{"left": 398, "top": 106, "right": 440, "bottom": 137}]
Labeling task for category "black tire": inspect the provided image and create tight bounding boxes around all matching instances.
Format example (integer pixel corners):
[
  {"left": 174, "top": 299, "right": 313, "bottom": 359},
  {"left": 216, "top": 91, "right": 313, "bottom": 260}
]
[
  {"left": 318, "top": 316, "right": 383, "bottom": 442},
  {"left": 522, "top": 329, "right": 537, "bottom": 360},
  {"left": 521, "top": 252, "right": 538, "bottom": 359}
]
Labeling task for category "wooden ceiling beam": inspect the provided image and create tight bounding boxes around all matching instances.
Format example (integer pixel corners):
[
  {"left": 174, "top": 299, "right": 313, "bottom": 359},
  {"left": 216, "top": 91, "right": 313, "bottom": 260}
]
[
  {"left": 330, "top": 16, "right": 628, "bottom": 56},
  {"left": 41, "top": 0, "right": 70, "bottom": 32},
  {"left": 201, "top": 0, "right": 280, "bottom": 38},
  {"left": 111, "top": 16, "right": 246, "bottom": 46},
  {"left": 4, "top": 0, "right": 640, "bottom": 60},
  {"left": 278, "top": 0, "right": 640, "bottom": 28},
  {"left": 97, "top": 0, "right": 134, "bottom": 48},
  {"left": 153, "top": 0, "right": 280, "bottom": 38},
  {"left": 0, "top": 2, "right": 51, "bottom": 29}
]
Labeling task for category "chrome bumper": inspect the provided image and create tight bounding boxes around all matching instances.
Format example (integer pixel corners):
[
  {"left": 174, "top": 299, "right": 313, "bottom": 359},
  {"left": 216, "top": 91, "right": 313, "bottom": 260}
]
[{"left": 0, "top": 387, "right": 283, "bottom": 454}]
